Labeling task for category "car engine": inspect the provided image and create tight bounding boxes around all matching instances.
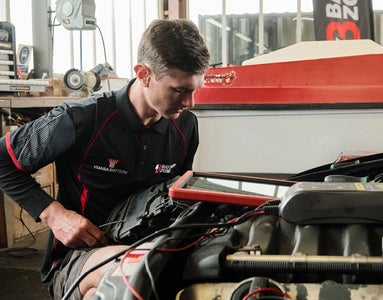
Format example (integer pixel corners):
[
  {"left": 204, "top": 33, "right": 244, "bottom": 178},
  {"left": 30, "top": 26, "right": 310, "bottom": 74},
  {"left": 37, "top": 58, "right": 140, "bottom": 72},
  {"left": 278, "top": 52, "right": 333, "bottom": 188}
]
[{"left": 94, "top": 174, "right": 383, "bottom": 300}]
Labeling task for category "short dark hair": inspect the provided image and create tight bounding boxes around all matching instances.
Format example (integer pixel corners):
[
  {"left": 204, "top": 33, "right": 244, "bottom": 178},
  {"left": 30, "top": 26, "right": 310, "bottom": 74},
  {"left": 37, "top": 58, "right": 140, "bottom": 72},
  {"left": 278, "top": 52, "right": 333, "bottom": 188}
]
[{"left": 137, "top": 19, "right": 210, "bottom": 79}]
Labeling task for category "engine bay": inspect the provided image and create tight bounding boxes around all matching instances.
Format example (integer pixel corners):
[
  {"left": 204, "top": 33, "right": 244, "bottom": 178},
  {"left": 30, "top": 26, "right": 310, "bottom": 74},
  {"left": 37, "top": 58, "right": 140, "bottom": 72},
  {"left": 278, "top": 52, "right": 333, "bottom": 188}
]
[{"left": 94, "top": 169, "right": 383, "bottom": 300}]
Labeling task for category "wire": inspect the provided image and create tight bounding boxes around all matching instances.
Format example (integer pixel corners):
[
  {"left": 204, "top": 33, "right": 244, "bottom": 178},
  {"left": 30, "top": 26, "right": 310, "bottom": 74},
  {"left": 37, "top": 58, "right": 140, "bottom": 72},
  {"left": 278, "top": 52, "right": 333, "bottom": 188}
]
[
  {"left": 0, "top": 208, "right": 39, "bottom": 257},
  {"left": 48, "top": 8, "right": 62, "bottom": 79},
  {"left": 140, "top": 210, "right": 265, "bottom": 299},
  {"left": 157, "top": 210, "right": 264, "bottom": 253},
  {"left": 19, "top": 208, "right": 36, "bottom": 241},
  {"left": 249, "top": 297, "right": 290, "bottom": 300},
  {"left": 144, "top": 250, "right": 160, "bottom": 300},
  {"left": 242, "top": 287, "right": 292, "bottom": 300},
  {"left": 373, "top": 173, "right": 383, "bottom": 182},
  {"left": 144, "top": 209, "right": 266, "bottom": 300},
  {"left": 62, "top": 205, "right": 266, "bottom": 300},
  {"left": 157, "top": 233, "right": 205, "bottom": 253},
  {"left": 119, "top": 248, "right": 147, "bottom": 300},
  {"left": 98, "top": 219, "right": 126, "bottom": 228},
  {"left": 96, "top": 24, "right": 111, "bottom": 91}
]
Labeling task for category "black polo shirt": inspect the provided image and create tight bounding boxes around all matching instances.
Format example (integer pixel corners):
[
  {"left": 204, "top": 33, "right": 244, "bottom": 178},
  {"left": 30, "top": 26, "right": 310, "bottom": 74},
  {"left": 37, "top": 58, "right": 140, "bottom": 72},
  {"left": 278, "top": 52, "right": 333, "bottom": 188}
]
[{"left": 0, "top": 79, "right": 199, "bottom": 280}]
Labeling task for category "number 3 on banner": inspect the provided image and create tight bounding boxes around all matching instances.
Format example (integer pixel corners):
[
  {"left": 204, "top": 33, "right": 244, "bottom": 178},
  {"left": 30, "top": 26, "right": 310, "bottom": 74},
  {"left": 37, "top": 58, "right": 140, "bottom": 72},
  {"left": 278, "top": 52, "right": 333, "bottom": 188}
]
[{"left": 326, "top": 21, "right": 361, "bottom": 40}]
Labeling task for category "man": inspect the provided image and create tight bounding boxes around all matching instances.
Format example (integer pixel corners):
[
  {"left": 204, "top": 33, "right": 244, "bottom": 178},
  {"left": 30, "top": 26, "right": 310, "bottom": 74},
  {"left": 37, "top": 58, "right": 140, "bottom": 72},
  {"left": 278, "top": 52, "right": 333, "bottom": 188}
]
[{"left": 0, "top": 19, "right": 210, "bottom": 299}]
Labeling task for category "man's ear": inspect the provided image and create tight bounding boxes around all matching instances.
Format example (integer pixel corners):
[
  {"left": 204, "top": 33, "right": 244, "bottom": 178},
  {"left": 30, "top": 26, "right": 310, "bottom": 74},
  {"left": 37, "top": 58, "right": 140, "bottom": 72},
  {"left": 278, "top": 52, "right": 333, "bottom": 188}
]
[{"left": 134, "top": 64, "right": 150, "bottom": 87}]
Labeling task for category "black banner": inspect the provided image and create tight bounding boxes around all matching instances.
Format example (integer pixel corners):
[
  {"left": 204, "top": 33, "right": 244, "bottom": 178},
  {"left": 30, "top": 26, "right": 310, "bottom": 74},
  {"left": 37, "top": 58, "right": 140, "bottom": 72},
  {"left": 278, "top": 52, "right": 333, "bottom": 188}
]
[{"left": 313, "top": 0, "right": 374, "bottom": 40}]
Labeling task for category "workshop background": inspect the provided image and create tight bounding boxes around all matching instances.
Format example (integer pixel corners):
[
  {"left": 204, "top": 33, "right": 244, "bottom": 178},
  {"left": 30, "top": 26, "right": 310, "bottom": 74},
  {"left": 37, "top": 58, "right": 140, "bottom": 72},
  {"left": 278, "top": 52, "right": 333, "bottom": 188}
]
[{"left": 1, "top": 1, "right": 383, "bottom": 299}]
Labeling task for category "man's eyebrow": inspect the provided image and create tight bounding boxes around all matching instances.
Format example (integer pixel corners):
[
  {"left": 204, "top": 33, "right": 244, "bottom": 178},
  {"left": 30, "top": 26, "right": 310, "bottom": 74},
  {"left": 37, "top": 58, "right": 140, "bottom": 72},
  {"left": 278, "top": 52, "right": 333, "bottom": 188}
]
[{"left": 173, "top": 86, "right": 194, "bottom": 91}]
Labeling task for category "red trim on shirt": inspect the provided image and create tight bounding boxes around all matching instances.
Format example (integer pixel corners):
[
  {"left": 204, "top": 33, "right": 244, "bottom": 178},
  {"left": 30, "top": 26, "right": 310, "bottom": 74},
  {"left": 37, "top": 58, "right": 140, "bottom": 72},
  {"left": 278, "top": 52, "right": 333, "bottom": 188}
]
[
  {"left": 77, "top": 110, "right": 118, "bottom": 215},
  {"left": 78, "top": 110, "right": 119, "bottom": 172},
  {"left": 78, "top": 178, "right": 89, "bottom": 216},
  {"left": 172, "top": 120, "right": 187, "bottom": 163},
  {"left": 5, "top": 132, "right": 25, "bottom": 172}
]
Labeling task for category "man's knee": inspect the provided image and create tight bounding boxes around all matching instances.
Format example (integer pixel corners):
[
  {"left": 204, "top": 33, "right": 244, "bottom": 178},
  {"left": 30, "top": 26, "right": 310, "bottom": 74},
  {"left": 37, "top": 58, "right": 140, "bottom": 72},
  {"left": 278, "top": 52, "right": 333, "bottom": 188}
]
[
  {"left": 51, "top": 248, "right": 99, "bottom": 300},
  {"left": 79, "top": 245, "right": 129, "bottom": 296},
  {"left": 82, "top": 287, "right": 98, "bottom": 300}
]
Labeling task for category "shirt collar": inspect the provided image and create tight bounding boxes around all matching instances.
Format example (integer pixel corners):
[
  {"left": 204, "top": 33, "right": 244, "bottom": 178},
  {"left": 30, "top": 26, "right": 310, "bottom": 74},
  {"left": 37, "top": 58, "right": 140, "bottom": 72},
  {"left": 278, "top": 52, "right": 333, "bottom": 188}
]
[{"left": 116, "top": 78, "right": 170, "bottom": 135}]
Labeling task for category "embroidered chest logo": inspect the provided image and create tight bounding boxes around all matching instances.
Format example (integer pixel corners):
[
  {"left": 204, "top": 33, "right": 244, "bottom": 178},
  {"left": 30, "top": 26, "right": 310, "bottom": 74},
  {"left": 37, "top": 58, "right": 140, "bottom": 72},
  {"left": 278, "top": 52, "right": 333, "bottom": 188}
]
[
  {"left": 93, "top": 158, "right": 128, "bottom": 174},
  {"left": 155, "top": 163, "right": 176, "bottom": 174},
  {"left": 108, "top": 158, "right": 119, "bottom": 169}
]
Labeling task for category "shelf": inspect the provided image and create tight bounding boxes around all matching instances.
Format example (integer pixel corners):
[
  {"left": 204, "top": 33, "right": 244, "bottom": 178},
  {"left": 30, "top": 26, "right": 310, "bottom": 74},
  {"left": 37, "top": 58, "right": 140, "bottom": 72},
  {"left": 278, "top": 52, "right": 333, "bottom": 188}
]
[{"left": 0, "top": 96, "right": 81, "bottom": 109}]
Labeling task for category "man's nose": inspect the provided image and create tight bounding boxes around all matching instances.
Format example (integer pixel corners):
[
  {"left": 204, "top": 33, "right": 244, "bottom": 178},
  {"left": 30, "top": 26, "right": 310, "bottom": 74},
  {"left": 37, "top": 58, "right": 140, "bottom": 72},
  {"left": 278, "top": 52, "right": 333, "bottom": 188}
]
[{"left": 182, "top": 91, "right": 195, "bottom": 108}]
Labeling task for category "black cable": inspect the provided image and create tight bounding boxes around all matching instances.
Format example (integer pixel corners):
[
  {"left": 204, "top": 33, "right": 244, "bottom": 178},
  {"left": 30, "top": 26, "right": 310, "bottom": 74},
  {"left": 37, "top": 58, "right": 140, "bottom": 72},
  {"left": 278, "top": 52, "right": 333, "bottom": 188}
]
[
  {"left": 144, "top": 250, "right": 160, "bottom": 300},
  {"left": 61, "top": 207, "right": 264, "bottom": 300},
  {"left": 0, "top": 208, "right": 39, "bottom": 258},
  {"left": 96, "top": 24, "right": 111, "bottom": 91},
  {"left": 61, "top": 223, "right": 227, "bottom": 300},
  {"left": 373, "top": 173, "right": 383, "bottom": 182},
  {"left": 142, "top": 228, "right": 222, "bottom": 300},
  {"left": 142, "top": 225, "right": 232, "bottom": 299},
  {"left": 255, "top": 297, "right": 289, "bottom": 300},
  {"left": 18, "top": 208, "right": 36, "bottom": 241}
]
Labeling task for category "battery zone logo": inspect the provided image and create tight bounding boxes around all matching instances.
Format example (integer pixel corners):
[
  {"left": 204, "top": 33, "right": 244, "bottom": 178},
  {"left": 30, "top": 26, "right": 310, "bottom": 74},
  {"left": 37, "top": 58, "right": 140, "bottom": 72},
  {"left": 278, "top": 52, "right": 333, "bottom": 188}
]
[
  {"left": 325, "top": 0, "right": 361, "bottom": 39},
  {"left": 155, "top": 163, "right": 176, "bottom": 174},
  {"left": 313, "top": 0, "right": 373, "bottom": 41}
]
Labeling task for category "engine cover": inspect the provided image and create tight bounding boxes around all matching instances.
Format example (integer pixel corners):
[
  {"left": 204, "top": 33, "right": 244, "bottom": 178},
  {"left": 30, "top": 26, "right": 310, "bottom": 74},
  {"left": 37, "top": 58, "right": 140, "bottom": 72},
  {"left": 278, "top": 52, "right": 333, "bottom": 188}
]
[{"left": 280, "top": 181, "right": 383, "bottom": 224}]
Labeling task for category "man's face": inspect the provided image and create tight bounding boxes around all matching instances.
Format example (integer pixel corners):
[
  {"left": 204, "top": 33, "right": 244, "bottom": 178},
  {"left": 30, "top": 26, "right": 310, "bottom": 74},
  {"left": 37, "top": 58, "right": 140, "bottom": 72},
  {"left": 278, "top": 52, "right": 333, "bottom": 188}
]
[{"left": 144, "top": 68, "right": 205, "bottom": 120}]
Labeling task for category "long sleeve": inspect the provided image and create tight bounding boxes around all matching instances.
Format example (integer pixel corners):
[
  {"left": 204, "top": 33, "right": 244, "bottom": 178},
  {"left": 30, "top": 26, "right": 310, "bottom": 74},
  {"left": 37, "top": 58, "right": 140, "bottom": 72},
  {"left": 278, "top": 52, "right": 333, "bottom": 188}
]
[
  {"left": 0, "top": 103, "right": 78, "bottom": 220},
  {"left": 0, "top": 137, "right": 53, "bottom": 220}
]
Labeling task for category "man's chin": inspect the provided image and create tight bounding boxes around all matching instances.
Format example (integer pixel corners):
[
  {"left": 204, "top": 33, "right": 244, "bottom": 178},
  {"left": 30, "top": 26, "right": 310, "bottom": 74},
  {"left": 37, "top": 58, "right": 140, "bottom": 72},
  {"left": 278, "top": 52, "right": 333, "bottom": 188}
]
[{"left": 164, "top": 112, "right": 181, "bottom": 120}]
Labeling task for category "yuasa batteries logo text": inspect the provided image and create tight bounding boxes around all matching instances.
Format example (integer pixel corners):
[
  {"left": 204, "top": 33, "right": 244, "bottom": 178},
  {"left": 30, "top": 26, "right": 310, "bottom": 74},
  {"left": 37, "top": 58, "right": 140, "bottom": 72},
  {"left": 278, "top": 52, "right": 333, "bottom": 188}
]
[{"left": 93, "top": 158, "right": 128, "bottom": 174}]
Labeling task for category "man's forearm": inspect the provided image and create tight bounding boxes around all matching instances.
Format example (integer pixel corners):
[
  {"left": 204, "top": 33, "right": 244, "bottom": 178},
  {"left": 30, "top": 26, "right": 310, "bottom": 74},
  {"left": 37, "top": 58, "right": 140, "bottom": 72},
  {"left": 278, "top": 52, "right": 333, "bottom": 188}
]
[{"left": 0, "top": 137, "right": 54, "bottom": 220}]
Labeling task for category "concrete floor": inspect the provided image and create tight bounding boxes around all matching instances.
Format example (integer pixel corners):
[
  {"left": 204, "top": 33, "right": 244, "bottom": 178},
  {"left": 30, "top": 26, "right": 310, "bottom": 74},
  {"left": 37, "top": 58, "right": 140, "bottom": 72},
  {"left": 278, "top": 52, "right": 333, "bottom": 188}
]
[{"left": 0, "top": 230, "right": 51, "bottom": 300}]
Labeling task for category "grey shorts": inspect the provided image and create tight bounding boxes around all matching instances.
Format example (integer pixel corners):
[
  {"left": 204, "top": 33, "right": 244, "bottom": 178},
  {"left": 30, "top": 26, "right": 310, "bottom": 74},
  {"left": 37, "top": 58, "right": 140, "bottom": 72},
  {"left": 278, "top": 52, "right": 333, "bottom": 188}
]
[{"left": 50, "top": 248, "right": 99, "bottom": 300}]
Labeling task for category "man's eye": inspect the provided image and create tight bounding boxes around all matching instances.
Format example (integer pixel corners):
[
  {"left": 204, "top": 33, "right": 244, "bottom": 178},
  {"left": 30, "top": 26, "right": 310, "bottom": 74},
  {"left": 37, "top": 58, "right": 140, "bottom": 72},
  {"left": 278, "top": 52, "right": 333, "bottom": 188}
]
[{"left": 173, "top": 88, "right": 186, "bottom": 93}]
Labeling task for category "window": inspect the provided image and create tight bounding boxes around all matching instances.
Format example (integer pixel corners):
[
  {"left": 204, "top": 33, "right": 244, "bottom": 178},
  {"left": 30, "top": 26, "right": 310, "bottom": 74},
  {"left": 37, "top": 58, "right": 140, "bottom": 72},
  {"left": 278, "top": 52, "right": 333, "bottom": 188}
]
[
  {"left": 3, "top": 0, "right": 383, "bottom": 78},
  {"left": 190, "top": 0, "right": 383, "bottom": 66}
]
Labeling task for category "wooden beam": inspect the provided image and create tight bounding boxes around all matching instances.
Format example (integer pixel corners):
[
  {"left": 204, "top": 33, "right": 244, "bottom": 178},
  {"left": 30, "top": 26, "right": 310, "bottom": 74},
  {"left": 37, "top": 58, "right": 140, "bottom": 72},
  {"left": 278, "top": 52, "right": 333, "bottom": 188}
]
[
  {"left": 0, "top": 193, "right": 7, "bottom": 247},
  {"left": 168, "top": 0, "right": 187, "bottom": 19}
]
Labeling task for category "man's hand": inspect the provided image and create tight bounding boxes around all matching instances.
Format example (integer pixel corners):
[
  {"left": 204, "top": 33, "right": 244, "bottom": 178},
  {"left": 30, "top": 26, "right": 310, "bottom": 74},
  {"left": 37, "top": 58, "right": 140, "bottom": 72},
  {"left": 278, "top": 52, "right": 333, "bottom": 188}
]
[{"left": 39, "top": 201, "right": 108, "bottom": 248}]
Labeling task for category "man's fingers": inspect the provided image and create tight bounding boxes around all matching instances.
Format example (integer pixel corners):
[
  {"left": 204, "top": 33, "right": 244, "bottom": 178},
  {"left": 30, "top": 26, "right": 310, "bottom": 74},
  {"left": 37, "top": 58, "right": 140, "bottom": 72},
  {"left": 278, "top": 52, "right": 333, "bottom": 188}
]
[
  {"left": 41, "top": 202, "right": 109, "bottom": 248},
  {"left": 85, "top": 227, "right": 108, "bottom": 247},
  {"left": 75, "top": 219, "right": 108, "bottom": 247},
  {"left": 64, "top": 227, "right": 107, "bottom": 248}
]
